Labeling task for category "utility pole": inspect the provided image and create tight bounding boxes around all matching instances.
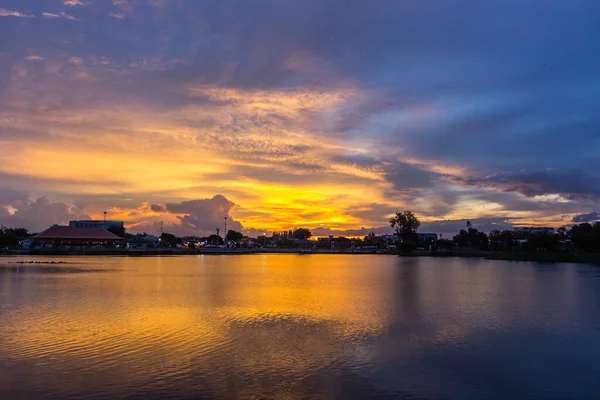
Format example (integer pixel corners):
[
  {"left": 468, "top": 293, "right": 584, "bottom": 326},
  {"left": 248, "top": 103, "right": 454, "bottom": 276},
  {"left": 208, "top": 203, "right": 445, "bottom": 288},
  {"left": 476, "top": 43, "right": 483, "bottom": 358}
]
[
  {"left": 224, "top": 216, "right": 228, "bottom": 240},
  {"left": 103, "top": 211, "right": 107, "bottom": 228}
]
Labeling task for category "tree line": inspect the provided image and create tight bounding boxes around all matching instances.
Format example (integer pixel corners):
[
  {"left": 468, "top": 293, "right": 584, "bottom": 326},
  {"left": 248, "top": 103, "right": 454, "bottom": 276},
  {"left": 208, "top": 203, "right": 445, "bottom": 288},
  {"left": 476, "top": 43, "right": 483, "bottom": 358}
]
[
  {"left": 0, "top": 227, "right": 31, "bottom": 249},
  {"left": 161, "top": 228, "right": 312, "bottom": 248},
  {"left": 390, "top": 211, "right": 600, "bottom": 253},
  {"left": 0, "top": 225, "right": 314, "bottom": 250},
  {"left": 4, "top": 213, "right": 599, "bottom": 253}
]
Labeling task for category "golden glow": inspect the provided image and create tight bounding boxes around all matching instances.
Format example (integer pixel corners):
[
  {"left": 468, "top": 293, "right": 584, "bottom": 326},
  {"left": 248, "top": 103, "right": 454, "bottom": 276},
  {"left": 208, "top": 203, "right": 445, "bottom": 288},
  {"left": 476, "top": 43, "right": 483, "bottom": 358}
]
[
  {"left": 0, "top": 256, "right": 399, "bottom": 369},
  {"left": 0, "top": 58, "right": 576, "bottom": 232},
  {"left": 0, "top": 255, "right": 586, "bottom": 398},
  {"left": 1, "top": 75, "right": 405, "bottom": 232},
  {"left": 5, "top": 255, "right": 578, "bottom": 389}
]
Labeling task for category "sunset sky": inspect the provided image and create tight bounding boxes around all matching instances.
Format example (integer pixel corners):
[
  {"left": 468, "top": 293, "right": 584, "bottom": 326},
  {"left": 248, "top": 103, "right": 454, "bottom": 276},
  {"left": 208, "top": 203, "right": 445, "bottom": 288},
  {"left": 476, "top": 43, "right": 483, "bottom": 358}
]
[{"left": 1, "top": 0, "right": 600, "bottom": 237}]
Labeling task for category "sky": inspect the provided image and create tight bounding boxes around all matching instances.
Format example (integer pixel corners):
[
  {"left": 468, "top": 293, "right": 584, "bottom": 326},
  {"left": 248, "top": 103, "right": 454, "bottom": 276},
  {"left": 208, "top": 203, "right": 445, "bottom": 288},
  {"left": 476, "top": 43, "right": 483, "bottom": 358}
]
[{"left": 1, "top": 0, "right": 600, "bottom": 237}]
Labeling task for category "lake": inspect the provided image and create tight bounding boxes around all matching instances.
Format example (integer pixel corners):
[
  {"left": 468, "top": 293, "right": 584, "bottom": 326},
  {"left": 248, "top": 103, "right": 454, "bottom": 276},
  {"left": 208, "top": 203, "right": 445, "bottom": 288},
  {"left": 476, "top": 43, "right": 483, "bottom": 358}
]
[{"left": 1, "top": 255, "right": 599, "bottom": 399}]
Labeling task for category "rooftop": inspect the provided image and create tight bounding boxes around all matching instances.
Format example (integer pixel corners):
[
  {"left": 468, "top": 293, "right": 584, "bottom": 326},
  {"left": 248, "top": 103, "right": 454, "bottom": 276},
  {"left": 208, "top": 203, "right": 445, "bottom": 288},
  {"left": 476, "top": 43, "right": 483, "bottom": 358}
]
[
  {"left": 70, "top": 219, "right": 123, "bottom": 223},
  {"left": 35, "top": 226, "right": 125, "bottom": 241}
]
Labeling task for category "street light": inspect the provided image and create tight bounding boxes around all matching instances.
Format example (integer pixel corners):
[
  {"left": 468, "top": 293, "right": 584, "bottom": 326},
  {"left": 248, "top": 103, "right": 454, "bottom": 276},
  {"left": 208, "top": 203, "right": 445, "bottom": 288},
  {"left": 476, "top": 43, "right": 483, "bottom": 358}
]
[{"left": 224, "top": 216, "right": 228, "bottom": 240}]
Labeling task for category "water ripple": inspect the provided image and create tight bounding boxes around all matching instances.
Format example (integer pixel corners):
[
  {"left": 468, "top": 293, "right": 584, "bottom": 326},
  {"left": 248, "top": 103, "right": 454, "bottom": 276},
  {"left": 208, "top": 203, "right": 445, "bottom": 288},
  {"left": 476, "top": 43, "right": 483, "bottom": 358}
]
[{"left": 1, "top": 255, "right": 600, "bottom": 399}]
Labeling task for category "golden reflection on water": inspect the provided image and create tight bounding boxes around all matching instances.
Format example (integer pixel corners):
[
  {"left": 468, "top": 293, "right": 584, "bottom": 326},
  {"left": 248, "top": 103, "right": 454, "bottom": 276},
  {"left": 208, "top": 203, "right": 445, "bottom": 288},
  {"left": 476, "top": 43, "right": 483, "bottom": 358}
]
[
  {"left": 0, "top": 255, "right": 594, "bottom": 399},
  {"left": 0, "top": 255, "right": 405, "bottom": 398}
]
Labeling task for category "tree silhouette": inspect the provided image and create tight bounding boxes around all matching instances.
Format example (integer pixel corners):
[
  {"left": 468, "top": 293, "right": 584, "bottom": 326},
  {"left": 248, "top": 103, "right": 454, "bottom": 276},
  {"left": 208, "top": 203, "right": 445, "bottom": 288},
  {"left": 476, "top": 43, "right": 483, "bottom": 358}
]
[
  {"left": 226, "top": 230, "right": 243, "bottom": 241},
  {"left": 389, "top": 211, "right": 421, "bottom": 244},
  {"left": 292, "top": 228, "right": 312, "bottom": 240}
]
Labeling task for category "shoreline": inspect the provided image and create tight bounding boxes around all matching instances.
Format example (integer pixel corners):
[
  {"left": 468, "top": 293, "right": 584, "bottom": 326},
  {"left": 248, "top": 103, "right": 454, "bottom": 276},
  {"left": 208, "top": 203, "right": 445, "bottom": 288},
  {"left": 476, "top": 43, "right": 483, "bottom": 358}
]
[
  {"left": 0, "top": 249, "right": 383, "bottom": 257},
  {"left": 1, "top": 249, "right": 599, "bottom": 265}
]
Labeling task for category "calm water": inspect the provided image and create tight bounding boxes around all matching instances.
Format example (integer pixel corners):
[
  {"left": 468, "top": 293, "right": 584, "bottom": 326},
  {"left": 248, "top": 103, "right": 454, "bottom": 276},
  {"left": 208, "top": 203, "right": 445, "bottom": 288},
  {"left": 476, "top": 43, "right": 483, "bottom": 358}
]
[{"left": 1, "top": 255, "right": 599, "bottom": 399}]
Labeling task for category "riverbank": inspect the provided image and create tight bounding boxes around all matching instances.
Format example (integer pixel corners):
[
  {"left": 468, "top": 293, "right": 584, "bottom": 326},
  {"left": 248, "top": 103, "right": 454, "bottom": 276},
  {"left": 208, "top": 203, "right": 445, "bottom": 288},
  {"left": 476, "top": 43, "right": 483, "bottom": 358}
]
[
  {"left": 0, "top": 248, "right": 380, "bottom": 256},
  {"left": 2, "top": 248, "right": 599, "bottom": 265}
]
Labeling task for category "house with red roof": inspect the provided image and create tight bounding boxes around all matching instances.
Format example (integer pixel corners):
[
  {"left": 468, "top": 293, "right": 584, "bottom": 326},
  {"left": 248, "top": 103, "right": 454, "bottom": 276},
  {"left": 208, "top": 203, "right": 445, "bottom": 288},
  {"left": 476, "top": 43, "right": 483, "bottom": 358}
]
[{"left": 33, "top": 225, "right": 125, "bottom": 249}]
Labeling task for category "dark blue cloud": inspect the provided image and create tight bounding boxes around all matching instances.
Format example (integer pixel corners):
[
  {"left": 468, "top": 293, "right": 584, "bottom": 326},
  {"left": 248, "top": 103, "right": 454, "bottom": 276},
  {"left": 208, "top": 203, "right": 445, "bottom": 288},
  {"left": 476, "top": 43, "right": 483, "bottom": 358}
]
[
  {"left": 572, "top": 212, "right": 600, "bottom": 223},
  {"left": 466, "top": 170, "right": 600, "bottom": 202}
]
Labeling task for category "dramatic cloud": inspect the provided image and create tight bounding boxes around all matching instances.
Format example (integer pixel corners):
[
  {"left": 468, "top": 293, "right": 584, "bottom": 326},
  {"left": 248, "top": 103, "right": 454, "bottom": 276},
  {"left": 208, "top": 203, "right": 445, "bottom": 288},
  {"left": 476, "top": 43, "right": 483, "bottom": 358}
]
[
  {"left": 1, "top": 0, "right": 599, "bottom": 234},
  {"left": 466, "top": 170, "right": 600, "bottom": 202},
  {"left": 163, "top": 195, "right": 243, "bottom": 235},
  {"left": 0, "top": 197, "right": 89, "bottom": 232}
]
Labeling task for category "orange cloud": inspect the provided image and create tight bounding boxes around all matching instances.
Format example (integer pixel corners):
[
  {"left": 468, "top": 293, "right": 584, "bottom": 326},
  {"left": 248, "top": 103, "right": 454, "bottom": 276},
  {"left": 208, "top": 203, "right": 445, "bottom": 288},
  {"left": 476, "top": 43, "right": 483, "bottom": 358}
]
[{"left": 0, "top": 55, "right": 580, "bottom": 234}]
